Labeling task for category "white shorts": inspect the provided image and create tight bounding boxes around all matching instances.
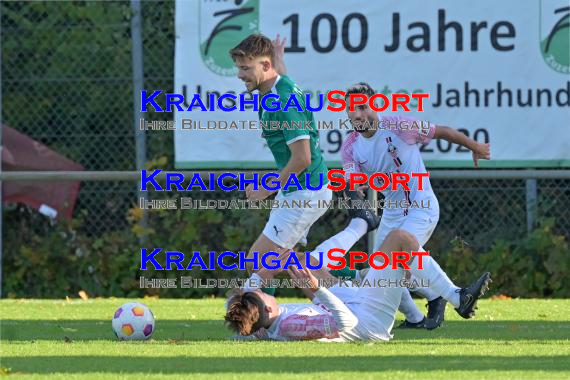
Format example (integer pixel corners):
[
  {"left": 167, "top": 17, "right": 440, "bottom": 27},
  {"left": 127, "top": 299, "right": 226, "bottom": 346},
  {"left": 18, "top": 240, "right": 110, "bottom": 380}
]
[
  {"left": 374, "top": 211, "right": 439, "bottom": 251},
  {"left": 262, "top": 187, "right": 332, "bottom": 249},
  {"left": 329, "top": 266, "right": 405, "bottom": 341},
  {"left": 374, "top": 211, "right": 439, "bottom": 294}
]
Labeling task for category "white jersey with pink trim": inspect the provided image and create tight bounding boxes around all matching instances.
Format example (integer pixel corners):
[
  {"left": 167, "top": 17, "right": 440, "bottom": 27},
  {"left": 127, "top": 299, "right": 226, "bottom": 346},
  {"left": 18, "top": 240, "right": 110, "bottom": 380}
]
[
  {"left": 341, "top": 115, "right": 440, "bottom": 220},
  {"left": 234, "top": 287, "right": 362, "bottom": 342},
  {"left": 264, "top": 303, "right": 341, "bottom": 341}
]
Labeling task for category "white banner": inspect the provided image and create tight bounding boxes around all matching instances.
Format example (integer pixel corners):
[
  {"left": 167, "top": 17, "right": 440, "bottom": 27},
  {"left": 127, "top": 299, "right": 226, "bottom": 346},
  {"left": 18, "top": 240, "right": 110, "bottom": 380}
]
[{"left": 174, "top": 0, "right": 570, "bottom": 169}]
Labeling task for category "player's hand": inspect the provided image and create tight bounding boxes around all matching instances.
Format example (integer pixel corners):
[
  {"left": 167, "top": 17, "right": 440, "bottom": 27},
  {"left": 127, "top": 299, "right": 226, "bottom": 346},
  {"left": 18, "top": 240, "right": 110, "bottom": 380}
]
[
  {"left": 272, "top": 34, "right": 287, "bottom": 75},
  {"left": 245, "top": 183, "right": 269, "bottom": 200},
  {"left": 246, "top": 184, "right": 274, "bottom": 201},
  {"left": 355, "top": 183, "right": 369, "bottom": 198},
  {"left": 472, "top": 142, "right": 490, "bottom": 168},
  {"left": 344, "top": 181, "right": 368, "bottom": 198},
  {"left": 245, "top": 183, "right": 255, "bottom": 199},
  {"left": 288, "top": 266, "right": 319, "bottom": 292}
]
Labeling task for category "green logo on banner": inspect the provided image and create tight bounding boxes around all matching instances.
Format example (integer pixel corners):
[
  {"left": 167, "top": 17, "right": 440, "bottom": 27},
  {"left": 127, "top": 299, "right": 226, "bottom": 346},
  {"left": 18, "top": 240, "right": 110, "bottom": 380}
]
[
  {"left": 540, "top": 2, "right": 570, "bottom": 74},
  {"left": 200, "top": 0, "right": 260, "bottom": 77}
]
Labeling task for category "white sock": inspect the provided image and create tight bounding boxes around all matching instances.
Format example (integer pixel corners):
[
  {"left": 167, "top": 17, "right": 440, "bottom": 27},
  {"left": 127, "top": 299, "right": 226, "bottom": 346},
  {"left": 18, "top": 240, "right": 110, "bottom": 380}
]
[
  {"left": 310, "top": 218, "right": 368, "bottom": 268},
  {"left": 410, "top": 275, "right": 440, "bottom": 301},
  {"left": 398, "top": 289, "right": 424, "bottom": 323},
  {"left": 408, "top": 252, "right": 461, "bottom": 308}
]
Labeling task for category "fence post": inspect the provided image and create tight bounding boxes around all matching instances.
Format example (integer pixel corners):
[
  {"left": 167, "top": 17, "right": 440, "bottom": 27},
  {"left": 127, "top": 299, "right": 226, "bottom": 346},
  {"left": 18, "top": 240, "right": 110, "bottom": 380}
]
[
  {"left": 526, "top": 178, "right": 537, "bottom": 233},
  {"left": 367, "top": 187, "right": 377, "bottom": 253},
  {"left": 0, "top": 3, "right": 4, "bottom": 298},
  {"left": 131, "top": 0, "right": 148, "bottom": 239}
]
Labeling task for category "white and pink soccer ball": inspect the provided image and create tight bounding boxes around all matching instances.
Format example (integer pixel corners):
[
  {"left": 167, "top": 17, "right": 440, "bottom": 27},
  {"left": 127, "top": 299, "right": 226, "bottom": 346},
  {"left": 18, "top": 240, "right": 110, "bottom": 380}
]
[{"left": 112, "top": 302, "right": 155, "bottom": 341}]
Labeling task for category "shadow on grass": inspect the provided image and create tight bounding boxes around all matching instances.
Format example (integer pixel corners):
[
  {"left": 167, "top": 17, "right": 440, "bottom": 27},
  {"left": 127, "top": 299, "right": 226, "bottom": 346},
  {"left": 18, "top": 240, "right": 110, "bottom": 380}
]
[
  {"left": 1, "top": 320, "right": 569, "bottom": 342},
  {"left": 3, "top": 355, "right": 570, "bottom": 374},
  {"left": 1, "top": 319, "right": 227, "bottom": 341}
]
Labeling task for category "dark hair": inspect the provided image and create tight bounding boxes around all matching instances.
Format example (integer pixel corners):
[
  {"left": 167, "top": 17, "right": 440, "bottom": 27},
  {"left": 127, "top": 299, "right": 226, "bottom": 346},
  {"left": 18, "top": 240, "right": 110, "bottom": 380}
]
[
  {"left": 224, "top": 290, "right": 268, "bottom": 335},
  {"left": 229, "top": 34, "right": 274, "bottom": 62},
  {"left": 345, "top": 82, "right": 375, "bottom": 100}
]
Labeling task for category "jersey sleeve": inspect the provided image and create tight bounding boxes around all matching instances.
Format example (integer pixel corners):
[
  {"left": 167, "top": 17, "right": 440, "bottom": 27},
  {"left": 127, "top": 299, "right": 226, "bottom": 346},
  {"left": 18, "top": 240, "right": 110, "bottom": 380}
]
[
  {"left": 340, "top": 131, "right": 361, "bottom": 180},
  {"left": 382, "top": 115, "right": 435, "bottom": 145},
  {"left": 277, "top": 108, "right": 311, "bottom": 145},
  {"left": 313, "top": 288, "right": 358, "bottom": 332},
  {"left": 277, "top": 313, "right": 340, "bottom": 340},
  {"left": 276, "top": 287, "right": 359, "bottom": 340}
]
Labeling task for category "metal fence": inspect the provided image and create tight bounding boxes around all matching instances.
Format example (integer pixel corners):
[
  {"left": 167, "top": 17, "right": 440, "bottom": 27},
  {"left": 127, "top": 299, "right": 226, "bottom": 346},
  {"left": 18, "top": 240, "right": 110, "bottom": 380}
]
[
  {"left": 1, "top": 0, "right": 175, "bottom": 232},
  {"left": 2, "top": 170, "right": 570, "bottom": 251},
  {"left": 1, "top": 2, "right": 569, "bottom": 266}
]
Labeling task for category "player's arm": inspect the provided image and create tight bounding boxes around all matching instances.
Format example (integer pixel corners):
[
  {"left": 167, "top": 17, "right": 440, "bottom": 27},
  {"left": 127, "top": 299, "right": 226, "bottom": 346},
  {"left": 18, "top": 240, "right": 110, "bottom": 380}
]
[
  {"left": 388, "top": 115, "right": 491, "bottom": 168},
  {"left": 289, "top": 267, "right": 358, "bottom": 332},
  {"left": 434, "top": 126, "right": 491, "bottom": 168},
  {"left": 246, "top": 139, "right": 311, "bottom": 201},
  {"left": 277, "top": 138, "right": 311, "bottom": 182}
]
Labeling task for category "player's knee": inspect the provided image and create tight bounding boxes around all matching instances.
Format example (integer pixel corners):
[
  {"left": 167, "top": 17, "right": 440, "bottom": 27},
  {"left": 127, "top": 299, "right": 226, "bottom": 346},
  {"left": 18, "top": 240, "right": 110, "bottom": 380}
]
[
  {"left": 385, "top": 229, "right": 415, "bottom": 247},
  {"left": 385, "top": 229, "right": 420, "bottom": 265}
]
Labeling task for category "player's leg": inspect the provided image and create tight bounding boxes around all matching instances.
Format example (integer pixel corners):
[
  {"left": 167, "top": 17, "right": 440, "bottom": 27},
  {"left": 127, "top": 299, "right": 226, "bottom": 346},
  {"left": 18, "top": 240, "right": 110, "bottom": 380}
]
[
  {"left": 253, "top": 188, "right": 333, "bottom": 272},
  {"left": 248, "top": 187, "right": 332, "bottom": 294},
  {"left": 372, "top": 217, "right": 399, "bottom": 251},
  {"left": 412, "top": 284, "right": 440, "bottom": 303},
  {"left": 397, "top": 231, "right": 492, "bottom": 319},
  {"left": 400, "top": 213, "right": 440, "bottom": 298},
  {"left": 373, "top": 217, "right": 429, "bottom": 328},
  {"left": 318, "top": 218, "right": 366, "bottom": 268},
  {"left": 247, "top": 233, "right": 290, "bottom": 275},
  {"left": 397, "top": 287, "right": 426, "bottom": 328},
  {"left": 316, "top": 203, "right": 379, "bottom": 272},
  {"left": 327, "top": 184, "right": 380, "bottom": 279},
  {"left": 349, "top": 230, "right": 415, "bottom": 339},
  {"left": 397, "top": 213, "right": 447, "bottom": 329},
  {"left": 294, "top": 211, "right": 378, "bottom": 298},
  {"left": 353, "top": 229, "right": 490, "bottom": 339},
  {"left": 308, "top": 218, "right": 369, "bottom": 275},
  {"left": 292, "top": 217, "right": 368, "bottom": 299}
]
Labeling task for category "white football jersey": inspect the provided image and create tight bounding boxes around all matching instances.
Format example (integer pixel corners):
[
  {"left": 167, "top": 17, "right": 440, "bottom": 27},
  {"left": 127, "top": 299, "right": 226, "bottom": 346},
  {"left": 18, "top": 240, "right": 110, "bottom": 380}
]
[
  {"left": 263, "top": 303, "right": 340, "bottom": 341},
  {"left": 341, "top": 115, "right": 440, "bottom": 220}
]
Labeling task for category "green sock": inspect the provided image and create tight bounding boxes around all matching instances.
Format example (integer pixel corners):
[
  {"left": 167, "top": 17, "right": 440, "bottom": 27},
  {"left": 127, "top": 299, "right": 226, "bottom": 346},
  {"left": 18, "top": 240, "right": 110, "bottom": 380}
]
[
  {"left": 260, "top": 287, "right": 276, "bottom": 296},
  {"left": 329, "top": 267, "right": 357, "bottom": 280}
]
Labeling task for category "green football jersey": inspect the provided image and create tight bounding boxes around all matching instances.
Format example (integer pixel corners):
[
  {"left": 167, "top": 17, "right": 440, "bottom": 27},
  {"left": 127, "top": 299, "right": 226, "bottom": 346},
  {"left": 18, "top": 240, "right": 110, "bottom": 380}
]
[{"left": 258, "top": 75, "right": 329, "bottom": 193}]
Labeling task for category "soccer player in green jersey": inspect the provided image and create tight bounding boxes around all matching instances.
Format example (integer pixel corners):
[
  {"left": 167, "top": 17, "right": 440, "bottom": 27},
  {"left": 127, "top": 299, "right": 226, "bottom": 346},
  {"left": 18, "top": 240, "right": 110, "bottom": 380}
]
[{"left": 229, "top": 34, "right": 343, "bottom": 292}]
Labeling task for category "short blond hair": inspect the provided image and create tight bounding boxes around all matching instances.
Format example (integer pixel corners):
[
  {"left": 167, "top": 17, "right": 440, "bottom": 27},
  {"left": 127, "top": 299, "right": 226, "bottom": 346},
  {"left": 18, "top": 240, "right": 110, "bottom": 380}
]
[{"left": 229, "top": 34, "right": 274, "bottom": 62}]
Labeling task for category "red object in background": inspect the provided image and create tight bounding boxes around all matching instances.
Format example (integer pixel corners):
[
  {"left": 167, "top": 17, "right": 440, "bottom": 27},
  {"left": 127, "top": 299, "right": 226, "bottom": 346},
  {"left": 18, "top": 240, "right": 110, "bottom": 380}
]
[{"left": 2, "top": 124, "right": 84, "bottom": 220}]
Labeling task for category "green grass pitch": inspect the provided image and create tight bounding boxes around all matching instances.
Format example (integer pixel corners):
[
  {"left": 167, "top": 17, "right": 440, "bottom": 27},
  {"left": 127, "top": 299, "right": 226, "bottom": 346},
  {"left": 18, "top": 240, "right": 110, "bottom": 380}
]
[{"left": 1, "top": 298, "right": 569, "bottom": 379}]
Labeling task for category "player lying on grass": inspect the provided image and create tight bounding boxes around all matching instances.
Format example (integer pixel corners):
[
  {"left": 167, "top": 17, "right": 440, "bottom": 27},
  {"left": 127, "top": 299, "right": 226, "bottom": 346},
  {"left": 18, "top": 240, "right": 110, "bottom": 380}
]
[
  {"left": 270, "top": 35, "right": 491, "bottom": 330},
  {"left": 225, "top": 227, "right": 492, "bottom": 341}
]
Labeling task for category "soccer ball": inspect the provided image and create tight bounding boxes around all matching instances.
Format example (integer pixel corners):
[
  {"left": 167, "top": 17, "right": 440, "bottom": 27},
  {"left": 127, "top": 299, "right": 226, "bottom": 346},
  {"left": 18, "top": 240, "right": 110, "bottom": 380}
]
[{"left": 112, "top": 302, "right": 155, "bottom": 341}]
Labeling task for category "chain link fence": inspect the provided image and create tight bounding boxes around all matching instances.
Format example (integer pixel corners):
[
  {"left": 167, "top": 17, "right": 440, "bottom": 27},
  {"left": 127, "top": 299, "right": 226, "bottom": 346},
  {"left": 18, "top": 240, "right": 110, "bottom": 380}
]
[
  {"left": 2, "top": 1, "right": 174, "bottom": 233},
  {"left": 429, "top": 176, "right": 570, "bottom": 253},
  {"left": 2, "top": 1, "right": 569, "bottom": 254}
]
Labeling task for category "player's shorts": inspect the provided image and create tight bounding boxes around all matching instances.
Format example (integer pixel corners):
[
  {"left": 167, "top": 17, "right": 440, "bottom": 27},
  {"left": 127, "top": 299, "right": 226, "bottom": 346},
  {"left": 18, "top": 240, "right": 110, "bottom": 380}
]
[
  {"left": 374, "top": 210, "right": 439, "bottom": 294},
  {"left": 373, "top": 210, "right": 439, "bottom": 251},
  {"left": 262, "top": 187, "right": 332, "bottom": 249},
  {"left": 327, "top": 266, "right": 405, "bottom": 341}
]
